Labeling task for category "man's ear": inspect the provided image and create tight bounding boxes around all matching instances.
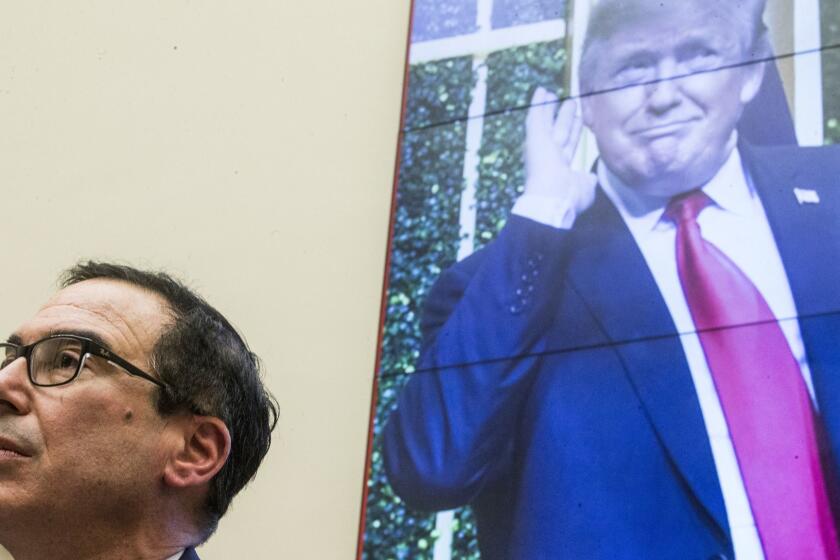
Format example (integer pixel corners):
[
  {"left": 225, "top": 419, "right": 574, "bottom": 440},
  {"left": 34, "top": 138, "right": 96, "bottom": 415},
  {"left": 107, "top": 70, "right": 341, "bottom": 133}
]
[
  {"left": 163, "top": 415, "right": 232, "bottom": 489},
  {"left": 739, "top": 60, "right": 767, "bottom": 105}
]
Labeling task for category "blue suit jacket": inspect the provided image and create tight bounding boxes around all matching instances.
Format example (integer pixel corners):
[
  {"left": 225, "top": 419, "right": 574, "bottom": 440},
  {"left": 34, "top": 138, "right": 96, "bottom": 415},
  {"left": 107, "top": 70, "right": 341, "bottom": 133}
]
[
  {"left": 179, "top": 548, "right": 199, "bottom": 560},
  {"left": 383, "top": 144, "right": 840, "bottom": 559}
]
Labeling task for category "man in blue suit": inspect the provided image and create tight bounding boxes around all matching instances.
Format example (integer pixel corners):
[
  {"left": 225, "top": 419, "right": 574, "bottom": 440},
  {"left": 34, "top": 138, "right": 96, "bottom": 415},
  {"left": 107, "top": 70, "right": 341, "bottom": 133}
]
[
  {"left": 384, "top": 0, "right": 840, "bottom": 558},
  {"left": 0, "top": 262, "right": 277, "bottom": 560}
]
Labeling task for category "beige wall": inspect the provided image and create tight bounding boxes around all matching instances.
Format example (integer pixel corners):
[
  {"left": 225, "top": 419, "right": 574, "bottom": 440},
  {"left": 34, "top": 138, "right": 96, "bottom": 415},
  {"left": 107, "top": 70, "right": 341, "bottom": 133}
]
[{"left": 0, "top": 2, "right": 408, "bottom": 558}]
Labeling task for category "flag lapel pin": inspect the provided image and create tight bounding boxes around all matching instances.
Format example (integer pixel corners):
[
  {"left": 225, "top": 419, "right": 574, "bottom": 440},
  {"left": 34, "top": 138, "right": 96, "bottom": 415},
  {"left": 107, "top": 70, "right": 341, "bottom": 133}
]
[{"left": 793, "top": 187, "right": 820, "bottom": 205}]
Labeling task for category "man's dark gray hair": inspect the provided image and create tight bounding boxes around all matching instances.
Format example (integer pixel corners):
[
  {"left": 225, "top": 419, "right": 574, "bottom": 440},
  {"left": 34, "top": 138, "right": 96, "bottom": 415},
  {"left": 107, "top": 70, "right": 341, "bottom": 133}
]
[
  {"left": 61, "top": 261, "right": 278, "bottom": 542},
  {"left": 578, "top": 0, "right": 770, "bottom": 94}
]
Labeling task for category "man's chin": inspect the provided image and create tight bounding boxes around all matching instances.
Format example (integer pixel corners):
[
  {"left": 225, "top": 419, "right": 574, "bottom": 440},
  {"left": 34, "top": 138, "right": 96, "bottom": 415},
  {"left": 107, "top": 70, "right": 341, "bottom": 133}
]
[
  {"left": 624, "top": 158, "right": 719, "bottom": 197},
  {"left": 640, "top": 179, "right": 700, "bottom": 198}
]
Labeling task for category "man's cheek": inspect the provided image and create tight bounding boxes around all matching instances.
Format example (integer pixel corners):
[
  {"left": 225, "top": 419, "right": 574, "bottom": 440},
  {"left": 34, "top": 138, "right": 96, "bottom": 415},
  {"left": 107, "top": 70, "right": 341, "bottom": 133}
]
[{"left": 75, "top": 404, "right": 121, "bottom": 431}]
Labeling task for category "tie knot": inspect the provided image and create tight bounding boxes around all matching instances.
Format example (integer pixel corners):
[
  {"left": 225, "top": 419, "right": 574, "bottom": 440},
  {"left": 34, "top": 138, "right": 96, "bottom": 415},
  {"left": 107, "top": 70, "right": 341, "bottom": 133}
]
[{"left": 664, "top": 189, "right": 712, "bottom": 224}]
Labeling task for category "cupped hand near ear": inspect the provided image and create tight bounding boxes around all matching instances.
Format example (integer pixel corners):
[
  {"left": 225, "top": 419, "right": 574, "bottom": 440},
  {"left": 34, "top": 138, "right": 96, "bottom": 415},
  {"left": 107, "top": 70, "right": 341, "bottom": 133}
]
[{"left": 524, "top": 87, "right": 597, "bottom": 215}]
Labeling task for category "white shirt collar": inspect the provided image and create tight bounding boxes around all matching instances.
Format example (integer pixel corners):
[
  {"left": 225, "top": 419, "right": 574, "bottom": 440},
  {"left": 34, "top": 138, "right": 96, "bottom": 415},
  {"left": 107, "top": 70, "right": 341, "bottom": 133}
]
[
  {"left": 598, "top": 146, "right": 755, "bottom": 234},
  {"left": 165, "top": 551, "right": 186, "bottom": 560}
]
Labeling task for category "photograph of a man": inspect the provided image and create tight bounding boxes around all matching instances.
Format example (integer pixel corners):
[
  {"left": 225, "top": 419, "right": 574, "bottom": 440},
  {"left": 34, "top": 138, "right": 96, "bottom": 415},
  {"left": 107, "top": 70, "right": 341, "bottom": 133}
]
[
  {"left": 0, "top": 262, "right": 277, "bottom": 560},
  {"left": 383, "top": 0, "right": 840, "bottom": 558}
]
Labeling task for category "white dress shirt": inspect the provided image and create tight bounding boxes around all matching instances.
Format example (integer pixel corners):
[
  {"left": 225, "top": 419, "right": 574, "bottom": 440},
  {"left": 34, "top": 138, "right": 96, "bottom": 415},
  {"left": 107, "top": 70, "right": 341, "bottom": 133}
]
[
  {"left": 513, "top": 147, "right": 815, "bottom": 560},
  {"left": 165, "top": 551, "right": 186, "bottom": 560}
]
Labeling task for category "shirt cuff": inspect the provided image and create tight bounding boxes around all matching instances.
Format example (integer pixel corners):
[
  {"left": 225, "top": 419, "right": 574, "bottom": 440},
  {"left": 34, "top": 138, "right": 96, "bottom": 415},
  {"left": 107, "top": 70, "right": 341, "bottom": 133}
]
[{"left": 512, "top": 194, "right": 579, "bottom": 229}]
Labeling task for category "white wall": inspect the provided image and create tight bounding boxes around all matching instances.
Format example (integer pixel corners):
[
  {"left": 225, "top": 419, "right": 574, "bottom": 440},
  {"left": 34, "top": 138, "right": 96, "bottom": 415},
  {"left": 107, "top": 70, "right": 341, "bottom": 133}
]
[{"left": 0, "top": 1, "right": 409, "bottom": 558}]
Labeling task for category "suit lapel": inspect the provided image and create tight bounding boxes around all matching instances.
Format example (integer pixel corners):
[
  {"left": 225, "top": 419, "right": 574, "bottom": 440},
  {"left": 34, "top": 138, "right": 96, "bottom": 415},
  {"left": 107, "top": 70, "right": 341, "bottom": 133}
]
[
  {"left": 565, "top": 189, "right": 730, "bottom": 536},
  {"left": 745, "top": 144, "right": 840, "bottom": 468}
]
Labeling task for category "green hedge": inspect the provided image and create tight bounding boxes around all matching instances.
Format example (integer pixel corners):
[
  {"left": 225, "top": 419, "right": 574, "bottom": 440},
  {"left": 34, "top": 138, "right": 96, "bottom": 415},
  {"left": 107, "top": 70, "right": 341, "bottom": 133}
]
[
  {"left": 362, "top": 56, "right": 471, "bottom": 560},
  {"left": 411, "top": 0, "right": 477, "bottom": 42},
  {"left": 491, "top": 0, "right": 567, "bottom": 29},
  {"left": 363, "top": 41, "right": 566, "bottom": 559}
]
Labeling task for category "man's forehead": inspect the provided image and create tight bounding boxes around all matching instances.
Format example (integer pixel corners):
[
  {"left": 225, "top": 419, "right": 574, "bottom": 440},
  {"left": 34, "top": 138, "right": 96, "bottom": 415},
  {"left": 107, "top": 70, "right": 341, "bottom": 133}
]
[
  {"left": 592, "top": 0, "right": 738, "bottom": 22},
  {"left": 587, "top": 8, "right": 743, "bottom": 71},
  {"left": 607, "top": 22, "right": 735, "bottom": 56},
  {"left": 589, "top": 0, "right": 746, "bottom": 46},
  {"left": 13, "top": 279, "right": 171, "bottom": 352}
]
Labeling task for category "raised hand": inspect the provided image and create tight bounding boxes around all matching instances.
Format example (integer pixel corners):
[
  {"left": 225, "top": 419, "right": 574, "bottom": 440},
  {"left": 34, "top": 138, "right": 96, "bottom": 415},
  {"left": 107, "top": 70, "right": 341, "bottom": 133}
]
[{"left": 524, "top": 87, "right": 597, "bottom": 215}]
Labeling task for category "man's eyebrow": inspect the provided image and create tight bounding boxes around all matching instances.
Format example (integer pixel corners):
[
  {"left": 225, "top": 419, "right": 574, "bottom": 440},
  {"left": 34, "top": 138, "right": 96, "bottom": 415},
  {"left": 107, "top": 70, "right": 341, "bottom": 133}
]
[
  {"left": 45, "top": 329, "right": 113, "bottom": 350},
  {"left": 6, "top": 330, "right": 114, "bottom": 349},
  {"left": 605, "top": 46, "right": 658, "bottom": 67}
]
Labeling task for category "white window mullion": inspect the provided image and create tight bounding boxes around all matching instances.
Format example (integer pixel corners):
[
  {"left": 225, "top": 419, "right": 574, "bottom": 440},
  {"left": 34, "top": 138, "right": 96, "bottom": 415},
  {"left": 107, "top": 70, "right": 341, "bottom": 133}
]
[
  {"left": 431, "top": 509, "right": 457, "bottom": 560},
  {"left": 410, "top": 19, "right": 566, "bottom": 65},
  {"left": 457, "top": 56, "right": 488, "bottom": 262},
  {"left": 794, "top": 0, "right": 824, "bottom": 146}
]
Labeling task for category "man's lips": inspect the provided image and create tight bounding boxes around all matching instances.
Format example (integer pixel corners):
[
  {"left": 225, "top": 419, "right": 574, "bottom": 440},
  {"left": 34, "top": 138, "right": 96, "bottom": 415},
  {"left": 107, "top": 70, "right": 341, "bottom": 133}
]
[
  {"left": 633, "top": 118, "right": 699, "bottom": 138},
  {"left": 0, "top": 437, "right": 31, "bottom": 458},
  {"left": 0, "top": 449, "right": 26, "bottom": 460}
]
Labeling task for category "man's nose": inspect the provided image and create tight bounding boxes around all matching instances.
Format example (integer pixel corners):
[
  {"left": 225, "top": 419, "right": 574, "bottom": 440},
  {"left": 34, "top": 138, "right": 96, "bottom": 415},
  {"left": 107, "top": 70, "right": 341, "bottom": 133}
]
[
  {"left": 646, "top": 59, "right": 683, "bottom": 114},
  {"left": 0, "top": 358, "right": 31, "bottom": 415}
]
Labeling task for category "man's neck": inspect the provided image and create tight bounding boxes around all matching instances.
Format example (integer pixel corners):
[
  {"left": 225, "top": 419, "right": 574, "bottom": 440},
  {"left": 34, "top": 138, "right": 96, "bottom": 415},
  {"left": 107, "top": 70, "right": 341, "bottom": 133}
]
[
  {"left": 1, "top": 519, "right": 193, "bottom": 560},
  {"left": 599, "top": 143, "right": 747, "bottom": 223},
  {"left": 4, "top": 540, "right": 186, "bottom": 560}
]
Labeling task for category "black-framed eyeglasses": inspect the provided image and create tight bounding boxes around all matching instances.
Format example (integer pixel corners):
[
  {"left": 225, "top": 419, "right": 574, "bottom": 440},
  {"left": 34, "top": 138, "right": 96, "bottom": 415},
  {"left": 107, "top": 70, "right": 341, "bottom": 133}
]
[{"left": 0, "top": 334, "right": 167, "bottom": 388}]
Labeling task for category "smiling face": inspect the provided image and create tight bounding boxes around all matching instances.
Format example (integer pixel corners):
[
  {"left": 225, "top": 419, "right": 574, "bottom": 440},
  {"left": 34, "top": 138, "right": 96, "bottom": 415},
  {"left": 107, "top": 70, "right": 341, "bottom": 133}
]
[
  {"left": 0, "top": 279, "right": 175, "bottom": 546},
  {"left": 580, "top": 3, "right": 765, "bottom": 196}
]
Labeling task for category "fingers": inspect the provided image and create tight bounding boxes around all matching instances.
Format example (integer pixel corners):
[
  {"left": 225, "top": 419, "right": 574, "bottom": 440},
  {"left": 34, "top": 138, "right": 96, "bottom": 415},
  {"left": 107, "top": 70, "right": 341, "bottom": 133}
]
[
  {"left": 526, "top": 87, "right": 559, "bottom": 138},
  {"left": 552, "top": 99, "right": 581, "bottom": 163},
  {"left": 528, "top": 88, "right": 581, "bottom": 166},
  {"left": 551, "top": 99, "right": 574, "bottom": 144},
  {"left": 523, "top": 87, "right": 591, "bottom": 202},
  {"left": 561, "top": 106, "right": 583, "bottom": 163}
]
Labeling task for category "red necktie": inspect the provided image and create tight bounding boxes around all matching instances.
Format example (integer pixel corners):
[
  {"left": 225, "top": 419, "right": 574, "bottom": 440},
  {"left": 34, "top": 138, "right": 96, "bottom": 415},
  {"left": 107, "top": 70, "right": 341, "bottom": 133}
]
[{"left": 666, "top": 190, "right": 840, "bottom": 559}]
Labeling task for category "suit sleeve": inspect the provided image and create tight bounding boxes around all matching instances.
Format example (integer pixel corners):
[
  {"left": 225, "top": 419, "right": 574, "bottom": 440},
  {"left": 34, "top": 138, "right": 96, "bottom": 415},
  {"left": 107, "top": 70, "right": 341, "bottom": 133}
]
[{"left": 382, "top": 215, "right": 573, "bottom": 511}]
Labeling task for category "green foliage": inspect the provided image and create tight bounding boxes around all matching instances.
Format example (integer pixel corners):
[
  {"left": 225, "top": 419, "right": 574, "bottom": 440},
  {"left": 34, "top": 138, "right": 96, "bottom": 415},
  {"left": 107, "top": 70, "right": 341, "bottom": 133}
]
[
  {"left": 405, "top": 58, "right": 475, "bottom": 130},
  {"left": 491, "top": 0, "right": 567, "bottom": 29},
  {"left": 474, "top": 41, "right": 566, "bottom": 249},
  {"left": 411, "top": 0, "right": 477, "bottom": 43},
  {"left": 822, "top": 0, "right": 840, "bottom": 144},
  {"left": 450, "top": 508, "right": 481, "bottom": 559},
  {"left": 362, "top": 56, "right": 472, "bottom": 560},
  {"left": 363, "top": 41, "right": 566, "bottom": 559}
]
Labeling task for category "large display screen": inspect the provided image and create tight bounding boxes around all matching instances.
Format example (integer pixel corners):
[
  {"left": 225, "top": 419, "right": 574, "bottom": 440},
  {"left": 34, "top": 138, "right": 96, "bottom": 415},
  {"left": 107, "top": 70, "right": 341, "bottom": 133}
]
[{"left": 360, "top": 1, "right": 840, "bottom": 558}]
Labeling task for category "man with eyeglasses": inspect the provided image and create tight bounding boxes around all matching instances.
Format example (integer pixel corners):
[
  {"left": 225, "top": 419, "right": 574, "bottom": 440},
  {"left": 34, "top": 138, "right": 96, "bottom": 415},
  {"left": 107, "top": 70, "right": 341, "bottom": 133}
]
[{"left": 0, "top": 262, "right": 277, "bottom": 560}]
